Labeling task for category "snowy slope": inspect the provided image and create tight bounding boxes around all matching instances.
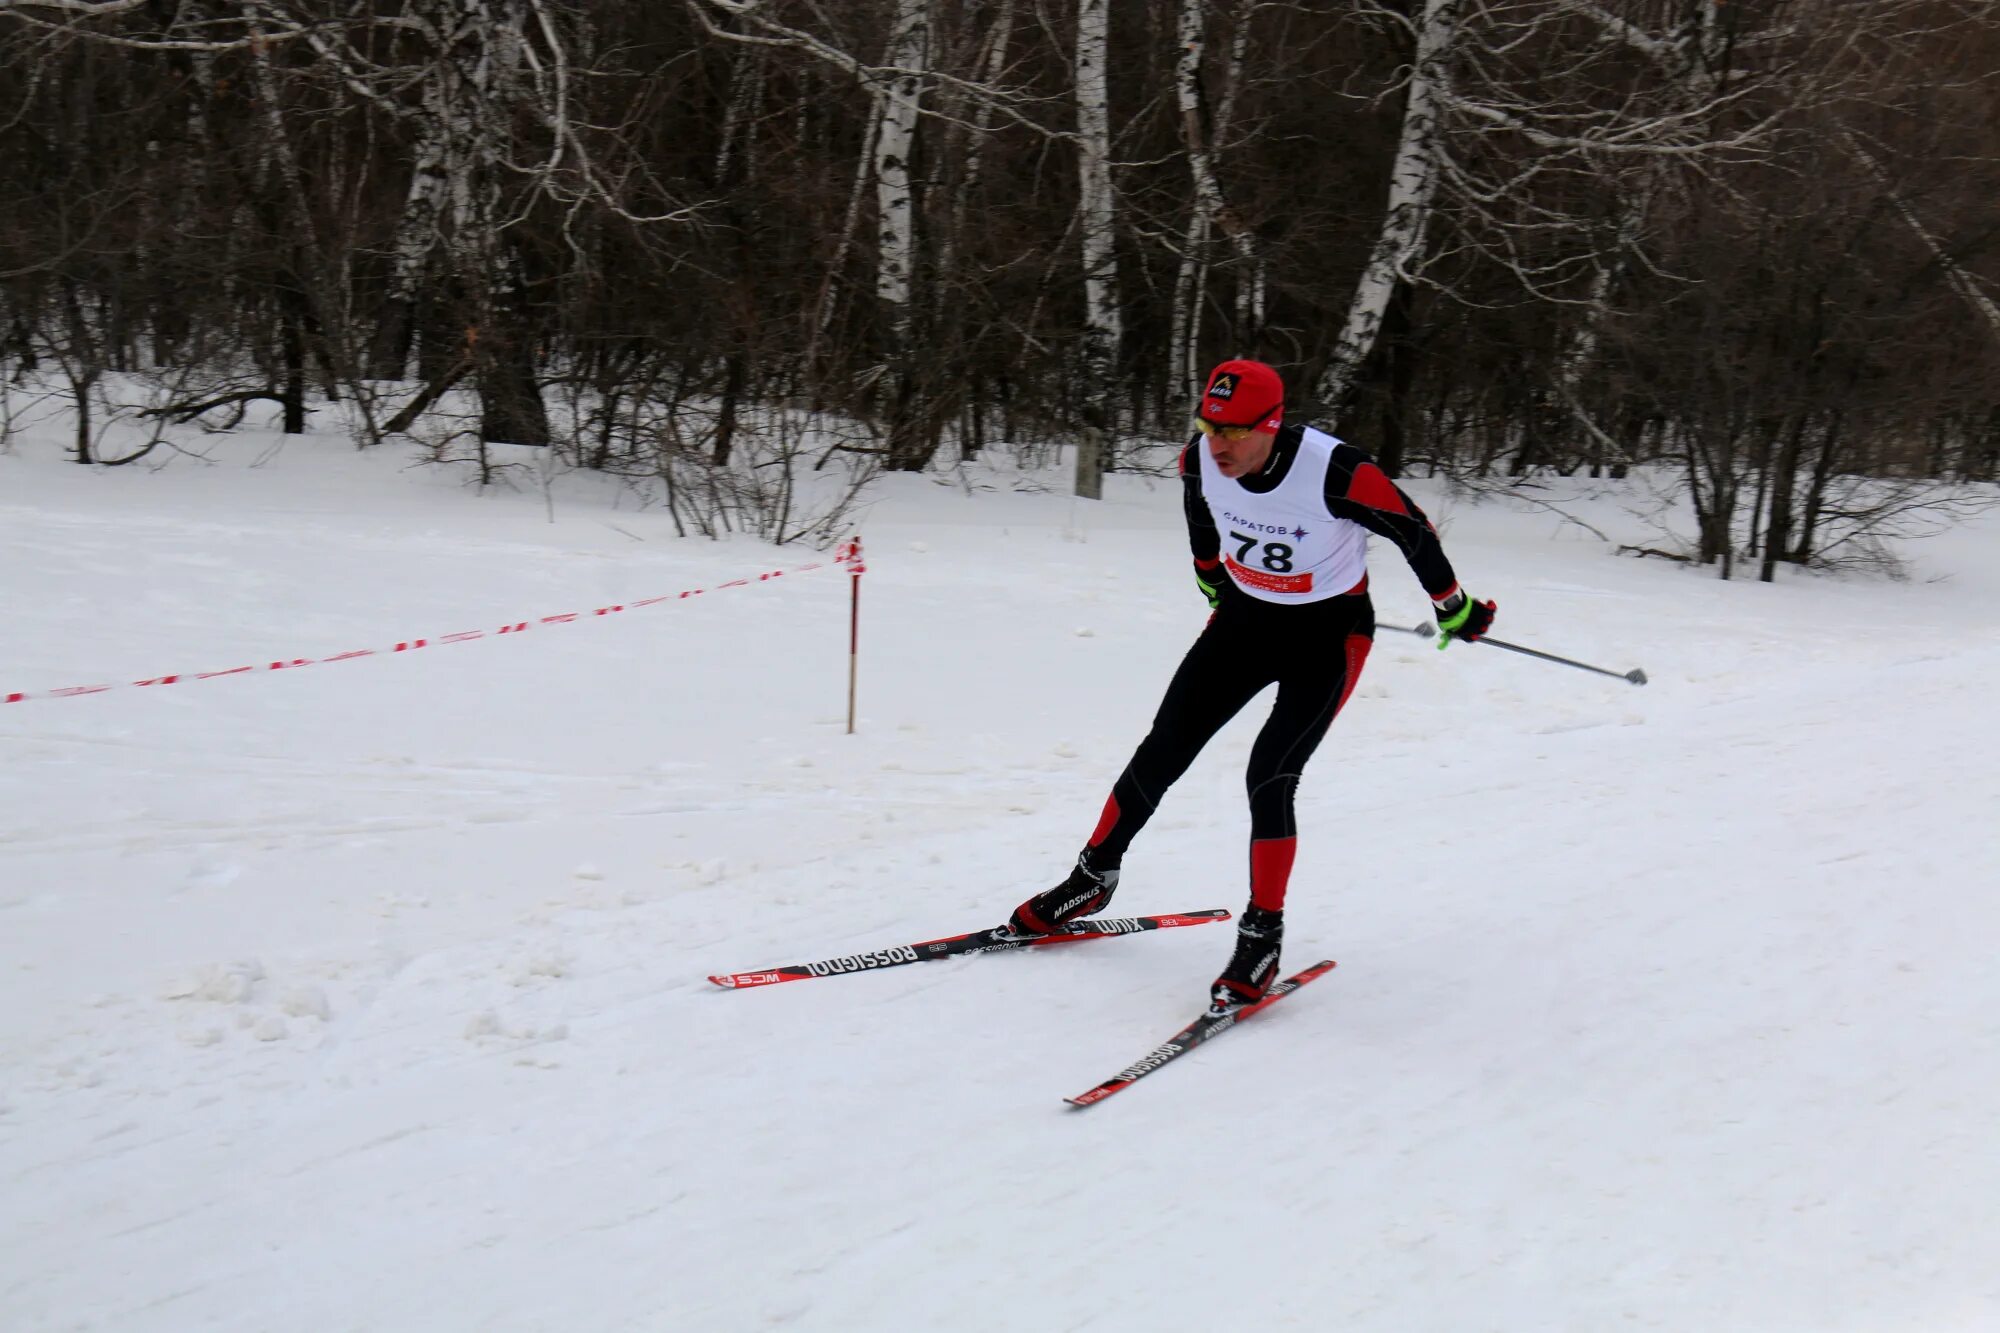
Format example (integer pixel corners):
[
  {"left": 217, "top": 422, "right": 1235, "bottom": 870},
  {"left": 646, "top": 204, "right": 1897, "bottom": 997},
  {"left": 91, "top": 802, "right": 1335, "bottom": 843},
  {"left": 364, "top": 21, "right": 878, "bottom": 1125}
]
[{"left": 2, "top": 425, "right": 1997, "bottom": 1332}]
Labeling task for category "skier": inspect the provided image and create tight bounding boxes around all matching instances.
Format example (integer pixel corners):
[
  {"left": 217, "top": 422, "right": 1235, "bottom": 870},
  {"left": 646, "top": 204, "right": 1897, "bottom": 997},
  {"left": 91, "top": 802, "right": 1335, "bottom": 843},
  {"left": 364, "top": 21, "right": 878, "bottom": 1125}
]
[{"left": 1005, "top": 359, "right": 1496, "bottom": 1011}]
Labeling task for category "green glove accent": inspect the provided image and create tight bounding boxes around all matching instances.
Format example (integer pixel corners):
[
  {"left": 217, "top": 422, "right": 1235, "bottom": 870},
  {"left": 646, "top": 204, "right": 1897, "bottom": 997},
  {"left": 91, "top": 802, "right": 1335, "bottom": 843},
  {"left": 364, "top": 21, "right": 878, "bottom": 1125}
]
[
  {"left": 1196, "top": 567, "right": 1225, "bottom": 611},
  {"left": 1434, "top": 593, "right": 1495, "bottom": 649},
  {"left": 1436, "top": 597, "right": 1471, "bottom": 649}
]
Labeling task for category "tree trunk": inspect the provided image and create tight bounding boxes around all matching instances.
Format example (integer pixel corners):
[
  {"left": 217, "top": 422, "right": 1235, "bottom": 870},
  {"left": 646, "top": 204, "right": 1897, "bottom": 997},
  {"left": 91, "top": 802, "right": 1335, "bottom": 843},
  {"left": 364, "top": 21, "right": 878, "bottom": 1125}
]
[
  {"left": 1691, "top": 431, "right": 1739, "bottom": 578},
  {"left": 280, "top": 293, "right": 308, "bottom": 435},
  {"left": 1172, "top": 0, "right": 1224, "bottom": 398},
  {"left": 1073, "top": 0, "right": 1122, "bottom": 494},
  {"left": 873, "top": 0, "right": 928, "bottom": 357},
  {"left": 7, "top": 317, "right": 38, "bottom": 378},
  {"left": 886, "top": 362, "right": 950, "bottom": 471},
  {"left": 1376, "top": 279, "right": 1417, "bottom": 477},
  {"left": 243, "top": 8, "right": 342, "bottom": 413},
  {"left": 1172, "top": 209, "right": 1211, "bottom": 416},
  {"left": 1977, "top": 405, "right": 2000, "bottom": 483},
  {"left": 1759, "top": 412, "right": 1808, "bottom": 582},
  {"left": 1169, "top": 0, "right": 1260, "bottom": 408},
  {"left": 965, "top": 384, "right": 985, "bottom": 461},
  {"left": 1791, "top": 410, "right": 1846, "bottom": 563},
  {"left": 713, "top": 350, "right": 746, "bottom": 467},
  {"left": 874, "top": 0, "right": 931, "bottom": 469},
  {"left": 476, "top": 314, "right": 549, "bottom": 447},
  {"left": 935, "top": 0, "right": 1013, "bottom": 301},
  {"left": 368, "top": 108, "right": 453, "bottom": 380},
  {"left": 69, "top": 368, "right": 95, "bottom": 465},
  {"left": 1074, "top": 426, "right": 1105, "bottom": 500},
  {"left": 1316, "top": 0, "right": 1457, "bottom": 412},
  {"left": 806, "top": 94, "right": 885, "bottom": 400},
  {"left": 386, "top": 350, "right": 473, "bottom": 435}
]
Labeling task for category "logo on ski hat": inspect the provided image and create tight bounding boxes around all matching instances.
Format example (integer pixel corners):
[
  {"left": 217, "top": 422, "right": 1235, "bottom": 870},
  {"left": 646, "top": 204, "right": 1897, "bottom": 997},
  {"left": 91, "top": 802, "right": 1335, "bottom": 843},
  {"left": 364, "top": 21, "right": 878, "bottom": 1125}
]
[{"left": 1200, "top": 359, "right": 1283, "bottom": 430}]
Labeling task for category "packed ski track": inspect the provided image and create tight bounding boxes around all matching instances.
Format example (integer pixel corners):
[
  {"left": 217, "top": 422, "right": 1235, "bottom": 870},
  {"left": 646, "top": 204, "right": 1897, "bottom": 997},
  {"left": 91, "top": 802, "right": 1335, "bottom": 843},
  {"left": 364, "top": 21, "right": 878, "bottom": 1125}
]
[{"left": 2, "top": 430, "right": 1997, "bottom": 1331}]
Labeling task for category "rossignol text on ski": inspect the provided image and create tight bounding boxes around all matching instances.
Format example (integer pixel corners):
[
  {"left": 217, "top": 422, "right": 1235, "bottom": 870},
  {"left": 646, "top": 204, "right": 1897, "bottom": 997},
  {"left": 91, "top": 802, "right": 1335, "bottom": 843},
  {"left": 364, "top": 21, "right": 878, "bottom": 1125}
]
[{"left": 708, "top": 909, "right": 1230, "bottom": 990}]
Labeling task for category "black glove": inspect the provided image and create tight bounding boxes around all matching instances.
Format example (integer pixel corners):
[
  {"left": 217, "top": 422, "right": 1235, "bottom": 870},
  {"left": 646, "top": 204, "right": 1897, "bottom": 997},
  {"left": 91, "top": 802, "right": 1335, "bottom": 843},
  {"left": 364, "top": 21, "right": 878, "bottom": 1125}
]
[
  {"left": 1434, "top": 592, "right": 1496, "bottom": 648},
  {"left": 1194, "top": 561, "right": 1227, "bottom": 611}
]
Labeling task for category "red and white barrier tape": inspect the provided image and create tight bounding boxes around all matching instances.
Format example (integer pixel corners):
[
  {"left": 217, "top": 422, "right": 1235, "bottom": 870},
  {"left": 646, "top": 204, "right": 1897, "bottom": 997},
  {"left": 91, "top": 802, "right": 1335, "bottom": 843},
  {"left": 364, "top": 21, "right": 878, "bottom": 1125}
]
[{"left": 4, "top": 540, "right": 863, "bottom": 706}]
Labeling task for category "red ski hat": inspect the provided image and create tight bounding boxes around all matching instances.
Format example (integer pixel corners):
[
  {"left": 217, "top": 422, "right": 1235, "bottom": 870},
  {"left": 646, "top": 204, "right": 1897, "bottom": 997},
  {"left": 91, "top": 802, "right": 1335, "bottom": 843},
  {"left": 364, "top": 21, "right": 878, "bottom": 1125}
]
[{"left": 1199, "top": 359, "right": 1284, "bottom": 430}]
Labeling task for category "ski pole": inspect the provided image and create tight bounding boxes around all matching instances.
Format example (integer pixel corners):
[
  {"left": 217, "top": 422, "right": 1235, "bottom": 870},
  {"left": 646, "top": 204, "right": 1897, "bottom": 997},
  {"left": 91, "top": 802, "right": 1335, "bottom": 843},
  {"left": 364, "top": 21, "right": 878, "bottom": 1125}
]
[
  {"left": 846, "top": 536, "right": 865, "bottom": 734},
  {"left": 1403, "top": 623, "right": 1648, "bottom": 686}
]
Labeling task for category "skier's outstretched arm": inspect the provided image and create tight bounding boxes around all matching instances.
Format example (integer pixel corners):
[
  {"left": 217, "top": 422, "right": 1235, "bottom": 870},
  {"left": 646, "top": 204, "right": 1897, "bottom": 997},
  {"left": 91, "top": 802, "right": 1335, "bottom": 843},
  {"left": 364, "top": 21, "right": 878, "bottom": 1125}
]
[{"left": 1323, "top": 446, "right": 1495, "bottom": 643}]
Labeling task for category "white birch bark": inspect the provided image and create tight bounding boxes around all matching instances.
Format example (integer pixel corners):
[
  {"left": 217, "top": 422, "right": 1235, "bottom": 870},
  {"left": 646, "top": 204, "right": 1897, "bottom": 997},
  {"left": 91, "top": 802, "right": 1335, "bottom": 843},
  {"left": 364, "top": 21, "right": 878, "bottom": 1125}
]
[
  {"left": 936, "top": 0, "right": 1015, "bottom": 293},
  {"left": 1316, "top": 0, "right": 1458, "bottom": 409},
  {"left": 1171, "top": 207, "right": 1210, "bottom": 400},
  {"left": 810, "top": 94, "right": 884, "bottom": 348},
  {"left": 1845, "top": 132, "right": 2000, "bottom": 340},
  {"left": 434, "top": 0, "right": 533, "bottom": 300},
  {"left": 423, "top": 0, "right": 550, "bottom": 446},
  {"left": 1073, "top": 0, "right": 1121, "bottom": 495},
  {"left": 240, "top": 4, "right": 317, "bottom": 251},
  {"left": 1170, "top": 0, "right": 1216, "bottom": 398},
  {"left": 1172, "top": 0, "right": 1261, "bottom": 397},
  {"left": 440, "top": 6, "right": 491, "bottom": 283},
  {"left": 1547, "top": 4, "right": 1780, "bottom": 459},
  {"left": 1074, "top": 0, "right": 1121, "bottom": 394},
  {"left": 1218, "top": 10, "right": 1261, "bottom": 335},
  {"left": 715, "top": 44, "right": 764, "bottom": 186},
  {"left": 872, "top": 0, "right": 930, "bottom": 355},
  {"left": 369, "top": 82, "right": 455, "bottom": 376},
  {"left": 1552, "top": 198, "right": 1644, "bottom": 457}
]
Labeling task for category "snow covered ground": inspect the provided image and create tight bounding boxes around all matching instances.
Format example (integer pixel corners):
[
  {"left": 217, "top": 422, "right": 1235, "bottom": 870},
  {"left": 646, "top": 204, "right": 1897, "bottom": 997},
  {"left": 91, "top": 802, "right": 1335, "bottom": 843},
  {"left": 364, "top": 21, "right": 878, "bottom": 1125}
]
[{"left": 2, "top": 417, "right": 1997, "bottom": 1331}]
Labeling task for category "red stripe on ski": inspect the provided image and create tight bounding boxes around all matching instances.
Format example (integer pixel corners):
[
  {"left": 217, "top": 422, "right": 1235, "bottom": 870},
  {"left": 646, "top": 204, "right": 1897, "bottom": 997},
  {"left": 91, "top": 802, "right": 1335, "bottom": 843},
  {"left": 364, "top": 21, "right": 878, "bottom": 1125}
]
[
  {"left": 708, "top": 909, "right": 1231, "bottom": 990},
  {"left": 1064, "top": 959, "right": 1336, "bottom": 1107},
  {"left": 708, "top": 969, "right": 810, "bottom": 990}
]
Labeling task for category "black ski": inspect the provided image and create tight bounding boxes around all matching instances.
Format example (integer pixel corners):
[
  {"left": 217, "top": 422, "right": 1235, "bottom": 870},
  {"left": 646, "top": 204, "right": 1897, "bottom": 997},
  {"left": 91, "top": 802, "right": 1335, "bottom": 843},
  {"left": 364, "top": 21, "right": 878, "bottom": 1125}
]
[
  {"left": 708, "top": 909, "right": 1232, "bottom": 990},
  {"left": 1065, "top": 959, "right": 1336, "bottom": 1107}
]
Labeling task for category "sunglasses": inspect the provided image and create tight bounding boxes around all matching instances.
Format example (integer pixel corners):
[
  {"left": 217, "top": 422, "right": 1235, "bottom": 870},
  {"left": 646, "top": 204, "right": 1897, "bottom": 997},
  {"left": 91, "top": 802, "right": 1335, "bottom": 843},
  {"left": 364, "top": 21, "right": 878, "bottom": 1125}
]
[{"left": 1196, "top": 418, "right": 1259, "bottom": 441}]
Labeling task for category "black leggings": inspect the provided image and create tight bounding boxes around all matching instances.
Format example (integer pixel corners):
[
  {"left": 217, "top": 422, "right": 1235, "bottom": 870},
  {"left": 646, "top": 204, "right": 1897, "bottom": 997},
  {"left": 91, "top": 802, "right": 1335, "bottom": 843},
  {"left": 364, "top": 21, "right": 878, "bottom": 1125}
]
[{"left": 1082, "top": 592, "right": 1374, "bottom": 911}]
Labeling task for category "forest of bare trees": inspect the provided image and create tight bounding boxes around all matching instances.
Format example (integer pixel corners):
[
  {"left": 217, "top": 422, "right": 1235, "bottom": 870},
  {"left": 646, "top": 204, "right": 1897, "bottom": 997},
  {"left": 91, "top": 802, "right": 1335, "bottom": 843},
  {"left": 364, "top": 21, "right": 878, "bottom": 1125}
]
[{"left": 2, "top": 1, "right": 1996, "bottom": 572}]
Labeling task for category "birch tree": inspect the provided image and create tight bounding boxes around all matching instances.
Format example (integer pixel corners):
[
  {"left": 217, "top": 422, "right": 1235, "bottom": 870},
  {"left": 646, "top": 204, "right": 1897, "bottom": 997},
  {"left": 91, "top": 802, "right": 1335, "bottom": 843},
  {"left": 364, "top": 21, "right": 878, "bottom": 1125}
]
[
  {"left": 1843, "top": 130, "right": 2000, "bottom": 344},
  {"left": 873, "top": 0, "right": 933, "bottom": 469},
  {"left": 685, "top": 0, "right": 1046, "bottom": 472},
  {"left": 927, "top": 0, "right": 1017, "bottom": 458},
  {"left": 367, "top": 89, "right": 455, "bottom": 381},
  {"left": 1171, "top": 0, "right": 1260, "bottom": 405},
  {"left": 805, "top": 94, "right": 885, "bottom": 391},
  {"left": 1314, "top": 0, "right": 1457, "bottom": 413},
  {"left": 873, "top": 0, "right": 928, "bottom": 361},
  {"left": 7, "top": 0, "right": 1995, "bottom": 522},
  {"left": 1073, "top": 0, "right": 1120, "bottom": 497}
]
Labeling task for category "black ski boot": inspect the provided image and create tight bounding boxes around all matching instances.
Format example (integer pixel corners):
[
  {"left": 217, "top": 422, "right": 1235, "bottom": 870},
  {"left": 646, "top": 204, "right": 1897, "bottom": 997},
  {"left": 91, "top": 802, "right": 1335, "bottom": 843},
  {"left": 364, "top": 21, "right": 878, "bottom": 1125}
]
[
  {"left": 1210, "top": 906, "right": 1283, "bottom": 1011},
  {"left": 1006, "top": 854, "right": 1120, "bottom": 938}
]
